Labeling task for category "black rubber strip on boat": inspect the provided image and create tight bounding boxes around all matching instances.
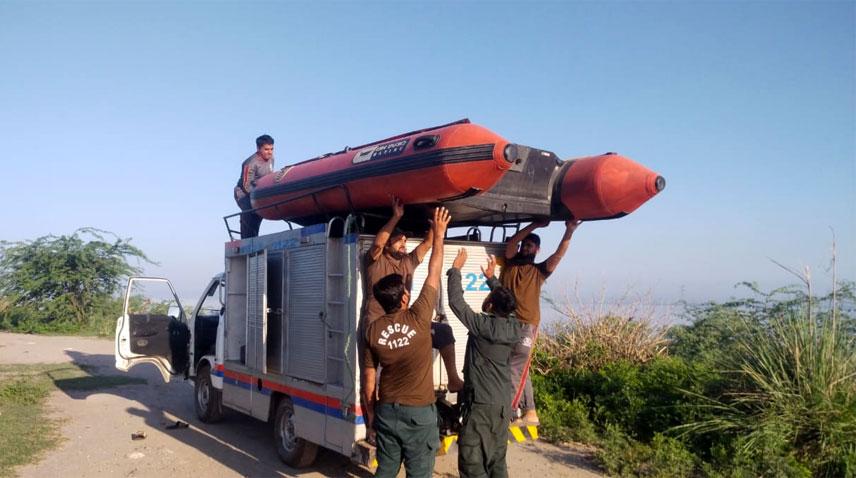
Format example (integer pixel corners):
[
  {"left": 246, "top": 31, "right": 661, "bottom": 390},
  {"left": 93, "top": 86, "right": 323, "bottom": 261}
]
[{"left": 251, "top": 144, "right": 496, "bottom": 200}]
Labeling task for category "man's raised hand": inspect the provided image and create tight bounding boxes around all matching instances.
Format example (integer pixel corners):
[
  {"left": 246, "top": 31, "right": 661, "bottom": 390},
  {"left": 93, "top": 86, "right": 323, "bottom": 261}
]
[
  {"left": 391, "top": 196, "right": 404, "bottom": 219},
  {"left": 481, "top": 254, "right": 497, "bottom": 279},
  {"left": 432, "top": 207, "right": 451, "bottom": 236},
  {"left": 531, "top": 218, "right": 550, "bottom": 228},
  {"left": 452, "top": 248, "right": 467, "bottom": 270}
]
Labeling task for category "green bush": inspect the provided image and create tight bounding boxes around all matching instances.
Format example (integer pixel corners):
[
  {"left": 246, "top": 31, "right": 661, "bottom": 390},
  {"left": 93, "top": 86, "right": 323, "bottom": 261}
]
[
  {"left": 0, "top": 296, "right": 121, "bottom": 336},
  {"left": 596, "top": 424, "right": 697, "bottom": 478},
  {"left": 0, "top": 228, "right": 150, "bottom": 335},
  {"left": 533, "top": 278, "right": 855, "bottom": 477},
  {"left": 596, "top": 423, "right": 645, "bottom": 477},
  {"left": 533, "top": 374, "right": 598, "bottom": 444},
  {"left": 648, "top": 434, "right": 698, "bottom": 478},
  {"left": 667, "top": 304, "right": 760, "bottom": 366},
  {"left": 671, "top": 281, "right": 856, "bottom": 477},
  {"left": 536, "top": 356, "right": 719, "bottom": 442}
]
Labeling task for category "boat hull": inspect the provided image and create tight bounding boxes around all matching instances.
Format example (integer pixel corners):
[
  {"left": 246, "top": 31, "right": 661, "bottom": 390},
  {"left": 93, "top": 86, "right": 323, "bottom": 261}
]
[
  {"left": 251, "top": 120, "right": 512, "bottom": 222},
  {"left": 247, "top": 120, "right": 665, "bottom": 231}
]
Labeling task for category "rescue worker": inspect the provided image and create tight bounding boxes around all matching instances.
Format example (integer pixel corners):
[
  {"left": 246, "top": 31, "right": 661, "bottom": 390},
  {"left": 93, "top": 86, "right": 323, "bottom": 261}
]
[
  {"left": 361, "top": 207, "right": 450, "bottom": 478},
  {"left": 447, "top": 249, "right": 521, "bottom": 478},
  {"left": 497, "top": 218, "right": 582, "bottom": 425},
  {"left": 233, "top": 134, "right": 274, "bottom": 238},
  {"left": 363, "top": 196, "right": 464, "bottom": 393}
]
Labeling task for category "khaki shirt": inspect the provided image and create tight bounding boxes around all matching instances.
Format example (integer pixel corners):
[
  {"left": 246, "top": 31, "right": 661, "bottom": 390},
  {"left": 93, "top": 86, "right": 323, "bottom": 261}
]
[
  {"left": 363, "top": 286, "right": 437, "bottom": 406},
  {"left": 364, "top": 250, "right": 420, "bottom": 324},
  {"left": 500, "top": 255, "right": 551, "bottom": 328}
]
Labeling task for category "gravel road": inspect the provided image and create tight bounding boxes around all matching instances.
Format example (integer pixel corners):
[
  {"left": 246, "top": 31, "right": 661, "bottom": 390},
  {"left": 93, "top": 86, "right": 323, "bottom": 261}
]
[{"left": 0, "top": 332, "right": 603, "bottom": 478}]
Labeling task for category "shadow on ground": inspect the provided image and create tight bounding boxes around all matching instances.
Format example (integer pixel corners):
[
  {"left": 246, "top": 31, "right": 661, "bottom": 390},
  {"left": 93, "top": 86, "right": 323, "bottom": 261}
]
[{"left": 57, "top": 350, "right": 372, "bottom": 478}]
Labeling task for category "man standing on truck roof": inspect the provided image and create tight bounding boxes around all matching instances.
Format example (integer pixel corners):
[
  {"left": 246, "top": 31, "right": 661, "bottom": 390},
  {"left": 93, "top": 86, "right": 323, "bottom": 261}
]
[
  {"left": 362, "top": 207, "right": 450, "bottom": 478},
  {"left": 363, "top": 196, "right": 464, "bottom": 393},
  {"left": 447, "top": 249, "right": 521, "bottom": 478},
  {"left": 233, "top": 134, "right": 275, "bottom": 239},
  {"left": 497, "top": 218, "right": 582, "bottom": 425}
]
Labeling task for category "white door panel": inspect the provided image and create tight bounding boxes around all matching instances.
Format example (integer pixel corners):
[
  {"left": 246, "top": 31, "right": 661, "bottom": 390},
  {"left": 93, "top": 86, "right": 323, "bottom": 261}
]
[{"left": 114, "top": 277, "right": 189, "bottom": 382}]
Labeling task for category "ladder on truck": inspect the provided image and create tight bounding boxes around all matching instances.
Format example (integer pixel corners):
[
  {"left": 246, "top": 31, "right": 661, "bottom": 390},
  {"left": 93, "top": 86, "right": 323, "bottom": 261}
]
[{"left": 322, "top": 216, "right": 356, "bottom": 410}]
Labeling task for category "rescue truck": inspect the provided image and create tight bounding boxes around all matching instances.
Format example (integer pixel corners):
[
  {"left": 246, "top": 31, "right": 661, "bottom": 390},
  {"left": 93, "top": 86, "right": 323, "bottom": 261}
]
[{"left": 114, "top": 216, "right": 535, "bottom": 470}]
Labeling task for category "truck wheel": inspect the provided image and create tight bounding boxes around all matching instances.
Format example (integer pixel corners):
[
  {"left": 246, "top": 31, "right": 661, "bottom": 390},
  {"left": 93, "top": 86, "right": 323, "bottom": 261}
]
[
  {"left": 194, "top": 364, "right": 223, "bottom": 423},
  {"left": 274, "top": 398, "right": 318, "bottom": 468}
]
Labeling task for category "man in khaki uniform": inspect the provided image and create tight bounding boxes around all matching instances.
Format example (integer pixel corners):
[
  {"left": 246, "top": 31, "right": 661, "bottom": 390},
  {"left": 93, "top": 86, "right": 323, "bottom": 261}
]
[
  {"left": 363, "top": 197, "right": 463, "bottom": 392},
  {"left": 362, "top": 207, "right": 450, "bottom": 478},
  {"left": 498, "top": 218, "right": 581, "bottom": 425}
]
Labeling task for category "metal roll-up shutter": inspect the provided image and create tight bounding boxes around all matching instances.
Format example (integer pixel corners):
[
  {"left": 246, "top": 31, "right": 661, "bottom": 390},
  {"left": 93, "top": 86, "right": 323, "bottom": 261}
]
[
  {"left": 247, "top": 251, "right": 267, "bottom": 373},
  {"left": 287, "top": 245, "right": 326, "bottom": 382}
]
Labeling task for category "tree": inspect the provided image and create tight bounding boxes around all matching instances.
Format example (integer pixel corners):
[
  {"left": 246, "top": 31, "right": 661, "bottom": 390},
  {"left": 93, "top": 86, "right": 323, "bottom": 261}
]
[{"left": 0, "top": 228, "right": 153, "bottom": 326}]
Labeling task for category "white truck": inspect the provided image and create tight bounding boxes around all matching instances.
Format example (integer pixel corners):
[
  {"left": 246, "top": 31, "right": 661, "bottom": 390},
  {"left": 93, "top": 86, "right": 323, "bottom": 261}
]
[{"left": 114, "top": 216, "right": 526, "bottom": 470}]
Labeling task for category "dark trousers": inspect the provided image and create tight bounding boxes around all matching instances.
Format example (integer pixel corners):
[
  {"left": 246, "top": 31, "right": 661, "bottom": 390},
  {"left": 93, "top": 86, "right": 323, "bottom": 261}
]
[
  {"left": 236, "top": 195, "right": 262, "bottom": 239},
  {"left": 458, "top": 403, "right": 510, "bottom": 478},
  {"left": 431, "top": 322, "right": 455, "bottom": 349},
  {"left": 510, "top": 324, "right": 537, "bottom": 413},
  {"left": 374, "top": 402, "right": 439, "bottom": 478}
]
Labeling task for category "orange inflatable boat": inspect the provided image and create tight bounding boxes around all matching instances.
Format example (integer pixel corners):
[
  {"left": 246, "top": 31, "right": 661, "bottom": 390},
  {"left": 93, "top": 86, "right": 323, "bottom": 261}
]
[{"left": 249, "top": 119, "right": 664, "bottom": 229}]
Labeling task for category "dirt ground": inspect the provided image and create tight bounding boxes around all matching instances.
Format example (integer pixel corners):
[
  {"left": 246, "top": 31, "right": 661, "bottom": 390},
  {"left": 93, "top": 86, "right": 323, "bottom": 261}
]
[{"left": 0, "top": 332, "right": 603, "bottom": 478}]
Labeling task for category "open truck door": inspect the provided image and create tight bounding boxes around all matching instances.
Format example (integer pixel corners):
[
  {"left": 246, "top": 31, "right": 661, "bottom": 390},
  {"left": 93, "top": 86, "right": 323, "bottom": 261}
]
[{"left": 115, "top": 277, "right": 190, "bottom": 382}]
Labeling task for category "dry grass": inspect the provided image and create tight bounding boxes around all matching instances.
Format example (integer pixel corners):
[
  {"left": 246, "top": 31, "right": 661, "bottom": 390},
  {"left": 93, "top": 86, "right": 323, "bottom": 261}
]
[{"left": 535, "top": 286, "right": 670, "bottom": 373}]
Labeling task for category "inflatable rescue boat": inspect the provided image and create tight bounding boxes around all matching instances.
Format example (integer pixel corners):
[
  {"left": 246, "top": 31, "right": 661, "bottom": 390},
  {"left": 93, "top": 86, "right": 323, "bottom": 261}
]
[{"left": 250, "top": 119, "right": 665, "bottom": 230}]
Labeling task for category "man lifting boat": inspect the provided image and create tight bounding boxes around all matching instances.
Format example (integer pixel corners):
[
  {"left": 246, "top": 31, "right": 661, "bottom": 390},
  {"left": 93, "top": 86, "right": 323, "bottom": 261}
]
[
  {"left": 362, "top": 207, "right": 450, "bottom": 478},
  {"left": 362, "top": 196, "right": 465, "bottom": 394},
  {"left": 489, "top": 218, "right": 582, "bottom": 425},
  {"left": 234, "top": 134, "right": 275, "bottom": 238}
]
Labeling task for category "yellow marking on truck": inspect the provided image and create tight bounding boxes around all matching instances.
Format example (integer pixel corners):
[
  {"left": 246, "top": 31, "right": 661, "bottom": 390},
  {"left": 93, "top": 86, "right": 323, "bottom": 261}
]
[
  {"left": 440, "top": 435, "right": 458, "bottom": 455},
  {"left": 509, "top": 426, "right": 526, "bottom": 442},
  {"left": 526, "top": 425, "right": 538, "bottom": 440},
  {"left": 436, "top": 424, "right": 539, "bottom": 457}
]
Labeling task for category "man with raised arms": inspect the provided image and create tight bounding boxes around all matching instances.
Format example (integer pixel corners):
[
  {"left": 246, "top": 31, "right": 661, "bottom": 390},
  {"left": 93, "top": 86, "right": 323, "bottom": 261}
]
[
  {"left": 361, "top": 207, "right": 450, "bottom": 478},
  {"left": 495, "top": 218, "right": 582, "bottom": 425},
  {"left": 362, "top": 197, "right": 464, "bottom": 392},
  {"left": 447, "top": 249, "right": 521, "bottom": 477}
]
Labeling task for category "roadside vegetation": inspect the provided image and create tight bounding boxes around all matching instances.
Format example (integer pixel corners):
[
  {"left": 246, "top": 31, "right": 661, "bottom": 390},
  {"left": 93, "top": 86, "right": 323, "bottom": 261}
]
[
  {"left": 3, "top": 229, "right": 854, "bottom": 476},
  {"left": 0, "top": 363, "right": 146, "bottom": 477},
  {"left": 0, "top": 228, "right": 152, "bottom": 336},
  {"left": 533, "top": 270, "right": 856, "bottom": 477}
]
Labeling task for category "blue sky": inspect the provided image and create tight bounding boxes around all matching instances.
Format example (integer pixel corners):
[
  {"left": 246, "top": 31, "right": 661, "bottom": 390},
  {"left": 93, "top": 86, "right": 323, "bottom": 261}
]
[{"left": 1, "top": 1, "right": 853, "bottom": 312}]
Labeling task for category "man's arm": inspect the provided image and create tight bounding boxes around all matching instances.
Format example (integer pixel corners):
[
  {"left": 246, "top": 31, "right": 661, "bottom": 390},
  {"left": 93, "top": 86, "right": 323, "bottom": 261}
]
[
  {"left": 360, "top": 338, "right": 378, "bottom": 442},
  {"left": 481, "top": 254, "right": 502, "bottom": 290},
  {"left": 424, "top": 207, "right": 450, "bottom": 291},
  {"left": 412, "top": 227, "right": 434, "bottom": 263},
  {"left": 447, "top": 249, "right": 486, "bottom": 333},
  {"left": 368, "top": 197, "right": 405, "bottom": 261},
  {"left": 247, "top": 159, "right": 265, "bottom": 191},
  {"left": 360, "top": 366, "right": 376, "bottom": 442},
  {"left": 241, "top": 161, "right": 253, "bottom": 194},
  {"left": 408, "top": 207, "right": 450, "bottom": 319},
  {"left": 504, "top": 219, "right": 549, "bottom": 259},
  {"left": 543, "top": 219, "right": 582, "bottom": 273}
]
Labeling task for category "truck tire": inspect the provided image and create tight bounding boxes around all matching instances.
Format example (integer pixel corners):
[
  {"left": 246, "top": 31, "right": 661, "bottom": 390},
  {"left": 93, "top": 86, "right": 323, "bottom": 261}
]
[
  {"left": 274, "top": 398, "right": 318, "bottom": 468},
  {"left": 194, "top": 364, "right": 223, "bottom": 423}
]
